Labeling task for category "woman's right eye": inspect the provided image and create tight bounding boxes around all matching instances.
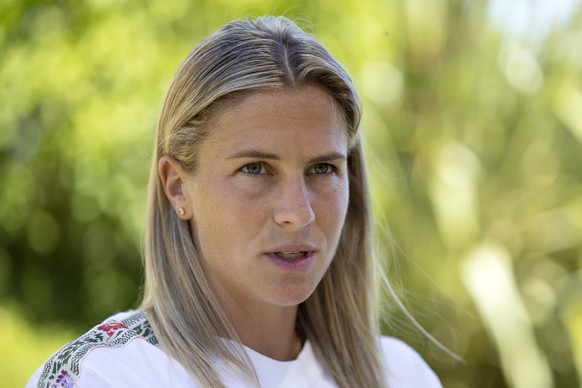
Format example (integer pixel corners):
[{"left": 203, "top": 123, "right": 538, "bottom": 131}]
[{"left": 241, "top": 162, "right": 266, "bottom": 175}]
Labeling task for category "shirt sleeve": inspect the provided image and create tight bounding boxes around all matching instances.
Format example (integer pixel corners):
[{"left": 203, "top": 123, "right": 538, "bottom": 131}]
[
  {"left": 380, "top": 336, "right": 443, "bottom": 388},
  {"left": 25, "top": 368, "right": 41, "bottom": 388}
]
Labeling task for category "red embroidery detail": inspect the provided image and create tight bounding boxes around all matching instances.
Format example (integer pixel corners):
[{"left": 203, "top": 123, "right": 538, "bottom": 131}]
[{"left": 97, "top": 322, "right": 127, "bottom": 337}]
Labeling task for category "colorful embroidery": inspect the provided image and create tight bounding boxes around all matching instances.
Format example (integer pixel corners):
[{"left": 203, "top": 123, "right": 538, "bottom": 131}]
[
  {"left": 37, "top": 311, "right": 158, "bottom": 388},
  {"left": 53, "top": 369, "right": 75, "bottom": 388},
  {"left": 97, "top": 322, "right": 127, "bottom": 337}
]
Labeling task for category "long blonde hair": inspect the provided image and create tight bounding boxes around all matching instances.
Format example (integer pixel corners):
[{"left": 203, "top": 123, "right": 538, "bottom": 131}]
[{"left": 140, "top": 16, "right": 386, "bottom": 387}]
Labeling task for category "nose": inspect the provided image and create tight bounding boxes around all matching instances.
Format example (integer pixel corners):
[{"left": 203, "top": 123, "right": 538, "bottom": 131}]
[{"left": 273, "top": 175, "right": 315, "bottom": 229}]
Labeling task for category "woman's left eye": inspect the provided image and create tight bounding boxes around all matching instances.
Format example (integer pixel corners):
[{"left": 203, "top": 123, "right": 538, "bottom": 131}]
[{"left": 311, "top": 163, "right": 334, "bottom": 174}]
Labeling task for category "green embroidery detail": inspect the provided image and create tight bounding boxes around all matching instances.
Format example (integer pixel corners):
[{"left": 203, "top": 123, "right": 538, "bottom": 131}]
[{"left": 37, "top": 311, "right": 158, "bottom": 388}]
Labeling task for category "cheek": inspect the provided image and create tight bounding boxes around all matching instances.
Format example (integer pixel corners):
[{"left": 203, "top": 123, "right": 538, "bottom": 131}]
[
  {"left": 189, "top": 186, "right": 229, "bottom": 256},
  {"left": 337, "top": 181, "right": 350, "bottom": 214},
  {"left": 317, "top": 181, "right": 350, "bottom": 231},
  {"left": 190, "top": 184, "right": 261, "bottom": 257},
  {"left": 192, "top": 216, "right": 243, "bottom": 277}
]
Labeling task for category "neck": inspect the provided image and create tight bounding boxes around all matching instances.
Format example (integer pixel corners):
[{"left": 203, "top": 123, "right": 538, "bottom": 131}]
[{"left": 219, "top": 298, "right": 302, "bottom": 361}]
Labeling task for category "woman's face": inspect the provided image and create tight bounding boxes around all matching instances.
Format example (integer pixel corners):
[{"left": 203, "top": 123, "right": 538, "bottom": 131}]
[{"left": 182, "top": 86, "right": 349, "bottom": 311}]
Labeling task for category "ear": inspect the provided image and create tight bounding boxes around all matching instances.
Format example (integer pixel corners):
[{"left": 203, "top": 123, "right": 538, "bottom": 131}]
[{"left": 158, "top": 156, "right": 192, "bottom": 220}]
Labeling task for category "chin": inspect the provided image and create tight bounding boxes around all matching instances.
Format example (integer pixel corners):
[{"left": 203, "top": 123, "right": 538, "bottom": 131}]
[{"left": 269, "top": 282, "right": 317, "bottom": 307}]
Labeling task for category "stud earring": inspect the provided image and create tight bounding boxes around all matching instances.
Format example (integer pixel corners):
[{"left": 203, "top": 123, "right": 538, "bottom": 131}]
[{"left": 178, "top": 207, "right": 185, "bottom": 217}]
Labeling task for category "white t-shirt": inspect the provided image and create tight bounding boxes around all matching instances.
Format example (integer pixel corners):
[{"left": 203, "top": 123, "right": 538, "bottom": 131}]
[{"left": 27, "top": 311, "right": 442, "bottom": 388}]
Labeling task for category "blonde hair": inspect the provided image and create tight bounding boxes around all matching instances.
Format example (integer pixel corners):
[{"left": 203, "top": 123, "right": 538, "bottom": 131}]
[{"left": 140, "top": 16, "right": 386, "bottom": 387}]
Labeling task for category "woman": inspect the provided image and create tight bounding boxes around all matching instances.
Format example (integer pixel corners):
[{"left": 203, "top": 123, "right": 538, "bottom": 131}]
[{"left": 28, "top": 16, "right": 441, "bottom": 387}]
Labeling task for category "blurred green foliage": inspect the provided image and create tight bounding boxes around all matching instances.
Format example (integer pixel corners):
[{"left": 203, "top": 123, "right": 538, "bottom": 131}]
[{"left": 1, "top": 0, "right": 581, "bottom": 387}]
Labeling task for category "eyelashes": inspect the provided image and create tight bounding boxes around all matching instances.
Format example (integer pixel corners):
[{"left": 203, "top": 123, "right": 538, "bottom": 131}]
[
  {"left": 239, "top": 162, "right": 338, "bottom": 177},
  {"left": 312, "top": 163, "right": 334, "bottom": 174},
  {"left": 241, "top": 162, "right": 266, "bottom": 175}
]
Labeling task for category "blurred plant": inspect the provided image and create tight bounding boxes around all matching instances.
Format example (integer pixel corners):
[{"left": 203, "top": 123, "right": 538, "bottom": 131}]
[{"left": 1, "top": 0, "right": 581, "bottom": 387}]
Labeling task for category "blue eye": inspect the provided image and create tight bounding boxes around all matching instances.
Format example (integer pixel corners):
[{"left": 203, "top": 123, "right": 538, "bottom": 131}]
[
  {"left": 313, "top": 163, "right": 333, "bottom": 174},
  {"left": 242, "top": 162, "right": 266, "bottom": 175}
]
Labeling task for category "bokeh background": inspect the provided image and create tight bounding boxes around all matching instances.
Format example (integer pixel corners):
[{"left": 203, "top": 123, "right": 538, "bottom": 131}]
[{"left": 1, "top": 0, "right": 581, "bottom": 387}]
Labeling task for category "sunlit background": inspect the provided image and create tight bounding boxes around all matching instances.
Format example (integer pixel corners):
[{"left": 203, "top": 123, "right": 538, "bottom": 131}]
[{"left": 1, "top": 0, "right": 581, "bottom": 387}]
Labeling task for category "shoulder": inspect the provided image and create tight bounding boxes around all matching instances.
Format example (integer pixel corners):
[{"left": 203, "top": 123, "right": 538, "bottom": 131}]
[
  {"left": 27, "top": 311, "right": 166, "bottom": 388},
  {"left": 379, "top": 336, "right": 443, "bottom": 388}
]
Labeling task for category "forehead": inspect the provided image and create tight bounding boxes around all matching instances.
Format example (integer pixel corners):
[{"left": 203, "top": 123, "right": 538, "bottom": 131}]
[{"left": 204, "top": 86, "right": 348, "bottom": 149}]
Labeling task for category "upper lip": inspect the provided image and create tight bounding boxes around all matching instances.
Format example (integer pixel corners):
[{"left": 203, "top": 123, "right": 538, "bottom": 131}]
[{"left": 264, "top": 243, "right": 317, "bottom": 254}]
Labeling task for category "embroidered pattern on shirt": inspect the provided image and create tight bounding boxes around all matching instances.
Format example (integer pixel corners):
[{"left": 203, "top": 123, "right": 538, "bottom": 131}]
[{"left": 37, "top": 311, "right": 158, "bottom": 388}]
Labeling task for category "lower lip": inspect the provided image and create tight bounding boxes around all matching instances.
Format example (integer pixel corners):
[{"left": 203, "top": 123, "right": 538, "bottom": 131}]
[{"left": 265, "top": 252, "right": 315, "bottom": 272}]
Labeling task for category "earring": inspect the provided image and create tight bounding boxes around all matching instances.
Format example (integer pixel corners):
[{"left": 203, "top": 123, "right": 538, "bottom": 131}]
[{"left": 178, "top": 207, "right": 185, "bottom": 217}]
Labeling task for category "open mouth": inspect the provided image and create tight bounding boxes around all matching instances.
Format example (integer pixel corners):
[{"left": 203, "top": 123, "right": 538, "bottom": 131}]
[
  {"left": 267, "top": 250, "right": 315, "bottom": 271},
  {"left": 274, "top": 251, "right": 308, "bottom": 259}
]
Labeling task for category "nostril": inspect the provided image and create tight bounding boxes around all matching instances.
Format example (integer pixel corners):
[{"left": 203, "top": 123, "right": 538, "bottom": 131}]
[
  {"left": 273, "top": 177, "right": 315, "bottom": 227},
  {"left": 273, "top": 197, "right": 314, "bottom": 228},
  {"left": 273, "top": 203, "right": 314, "bottom": 227}
]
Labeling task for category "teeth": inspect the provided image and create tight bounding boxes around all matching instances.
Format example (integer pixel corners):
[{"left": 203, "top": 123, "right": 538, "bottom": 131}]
[{"left": 275, "top": 252, "right": 307, "bottom": 259}]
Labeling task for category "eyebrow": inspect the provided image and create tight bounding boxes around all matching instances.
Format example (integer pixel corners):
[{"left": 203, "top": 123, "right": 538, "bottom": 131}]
[{"left": 227, "top": 150, "right": 347, "bottom": 163}]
